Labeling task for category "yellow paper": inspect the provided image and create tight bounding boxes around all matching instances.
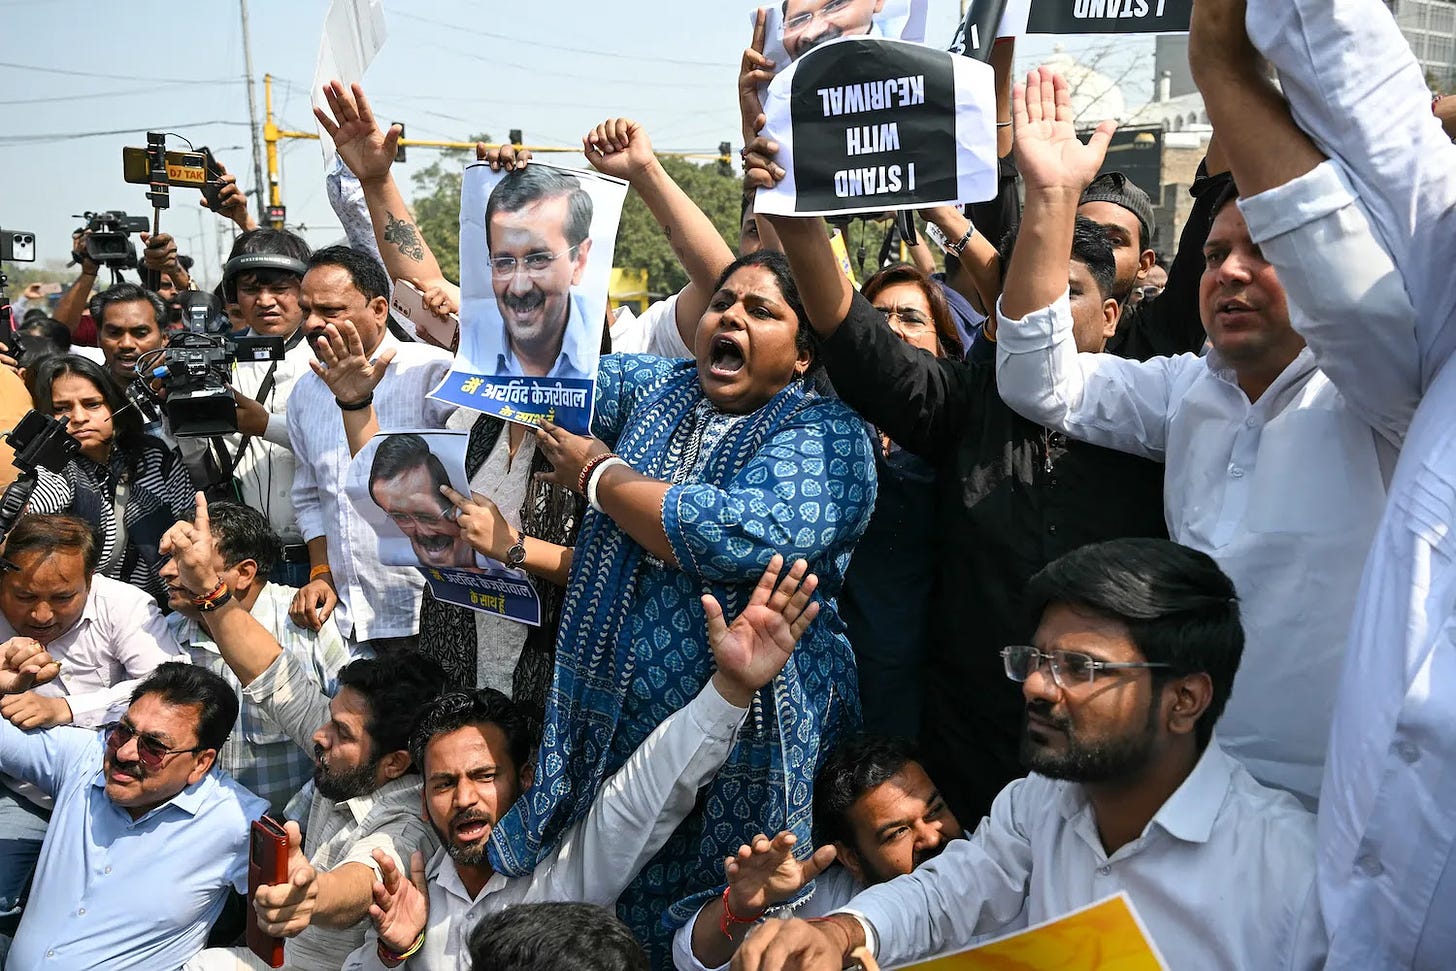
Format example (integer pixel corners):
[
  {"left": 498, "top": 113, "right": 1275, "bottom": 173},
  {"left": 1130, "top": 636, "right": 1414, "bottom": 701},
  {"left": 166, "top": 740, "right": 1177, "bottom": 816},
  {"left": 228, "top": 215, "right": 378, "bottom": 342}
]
[{"left": 889, "top": 894, "right": 1166, "bottom": 971}]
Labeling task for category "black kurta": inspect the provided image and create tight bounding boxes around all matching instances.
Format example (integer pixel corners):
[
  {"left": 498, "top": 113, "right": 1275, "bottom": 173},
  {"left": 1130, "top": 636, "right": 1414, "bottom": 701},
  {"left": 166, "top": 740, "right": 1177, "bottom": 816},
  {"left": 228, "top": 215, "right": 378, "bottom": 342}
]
[{"left": 821, "top": 292, "right": 1171, "bottom": 820}]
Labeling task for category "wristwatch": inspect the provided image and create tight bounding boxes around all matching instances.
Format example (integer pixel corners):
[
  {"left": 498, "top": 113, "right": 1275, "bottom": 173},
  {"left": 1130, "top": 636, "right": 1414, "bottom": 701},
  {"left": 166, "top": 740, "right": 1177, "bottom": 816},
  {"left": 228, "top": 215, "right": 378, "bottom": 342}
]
[{"left": 505, "top": 530, "right": 527, "bottom": 569}]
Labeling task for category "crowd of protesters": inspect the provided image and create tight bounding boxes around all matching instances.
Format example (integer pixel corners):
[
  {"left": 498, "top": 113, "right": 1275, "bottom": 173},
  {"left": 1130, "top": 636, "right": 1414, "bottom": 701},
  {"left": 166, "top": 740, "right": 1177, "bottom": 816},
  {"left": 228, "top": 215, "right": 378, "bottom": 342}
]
[{"left": 1, "top": 0, "right": 1454, "bottom": 969}]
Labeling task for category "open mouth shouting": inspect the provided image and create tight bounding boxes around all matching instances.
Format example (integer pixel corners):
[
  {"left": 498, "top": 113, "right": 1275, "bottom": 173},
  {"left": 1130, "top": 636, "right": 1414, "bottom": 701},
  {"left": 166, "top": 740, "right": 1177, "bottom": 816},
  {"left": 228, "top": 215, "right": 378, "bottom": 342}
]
[
  {"left": 451, "top": 809, "right": 493, "bottom": 845},
  {"left": 708, "top": 333, "right": 747, "bottom": 378}
]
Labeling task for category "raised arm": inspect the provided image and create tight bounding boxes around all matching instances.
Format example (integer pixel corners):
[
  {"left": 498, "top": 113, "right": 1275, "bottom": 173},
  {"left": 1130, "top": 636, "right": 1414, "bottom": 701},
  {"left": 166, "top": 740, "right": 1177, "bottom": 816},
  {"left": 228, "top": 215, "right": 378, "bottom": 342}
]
[
  {"left": 1240, "top": 0, "right": 1456, "bottom": 377},
  {"left": 315, "top": 81, "right": 452, "bottom": 295},
  {"left": 162, "top": 495, "right": 285, "bottom": 687},
  {"left": 51, "top": 233, "right": 100, "bottom": 336},
  {"left": 537, "top": 557, "right": 819, "bottom": 903},
  {"left": 999, "top": 69, "right": 1114, "bottom": 320},
  {"left": 585, "top": 118, "right": 736, "bottom": 350},
  {"left": 995, "top": 69, "right": 1183, "bottom": 461},
  {"left": 1190, "top": 0, "right": 1420, "bottom": 445}
]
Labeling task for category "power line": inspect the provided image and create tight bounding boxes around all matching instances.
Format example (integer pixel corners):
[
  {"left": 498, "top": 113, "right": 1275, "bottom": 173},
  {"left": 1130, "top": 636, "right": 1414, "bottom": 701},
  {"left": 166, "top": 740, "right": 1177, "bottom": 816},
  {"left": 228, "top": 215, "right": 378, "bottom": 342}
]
[
  {"left": 387, "top": 32, "right": 727, "bottom": 90},
  {"left": 0, "top": 59, "right": 235, "bottom": 84}
]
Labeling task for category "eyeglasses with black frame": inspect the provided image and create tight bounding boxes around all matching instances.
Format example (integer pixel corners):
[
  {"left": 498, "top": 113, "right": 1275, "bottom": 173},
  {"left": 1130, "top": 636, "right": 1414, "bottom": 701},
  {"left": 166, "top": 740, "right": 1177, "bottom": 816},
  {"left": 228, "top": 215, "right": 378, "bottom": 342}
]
[
  {"left": 999, "top": 645, "right": 1172, "bottom": 689},
  {"left": 101, "top": 720, "right": 208, "bottom": 771}
]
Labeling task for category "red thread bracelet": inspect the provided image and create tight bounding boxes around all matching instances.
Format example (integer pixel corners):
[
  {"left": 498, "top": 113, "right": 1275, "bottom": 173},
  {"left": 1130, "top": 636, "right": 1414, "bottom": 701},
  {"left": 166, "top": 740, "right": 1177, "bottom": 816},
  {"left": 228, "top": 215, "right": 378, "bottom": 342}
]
[{"left": 718, "top": 886, "right": 765, "bottom": 939}]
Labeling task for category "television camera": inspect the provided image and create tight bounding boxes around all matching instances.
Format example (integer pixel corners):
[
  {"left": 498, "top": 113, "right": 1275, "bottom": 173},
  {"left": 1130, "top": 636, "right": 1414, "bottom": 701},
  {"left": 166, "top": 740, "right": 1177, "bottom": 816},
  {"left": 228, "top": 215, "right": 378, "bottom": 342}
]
[{"left": 128, "top": 291, "right": 284, "bottom": 438}]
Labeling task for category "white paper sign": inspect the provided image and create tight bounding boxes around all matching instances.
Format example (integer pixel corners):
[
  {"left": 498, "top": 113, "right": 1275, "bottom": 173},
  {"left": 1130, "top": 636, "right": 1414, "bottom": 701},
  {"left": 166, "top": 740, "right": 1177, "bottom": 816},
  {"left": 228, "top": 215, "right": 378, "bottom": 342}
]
[
  {"left": 312, "top": 0, "right": 388, "bottom": 163},
  {"left": 755, "top": 37, "right": 999, "bottom": 217}
]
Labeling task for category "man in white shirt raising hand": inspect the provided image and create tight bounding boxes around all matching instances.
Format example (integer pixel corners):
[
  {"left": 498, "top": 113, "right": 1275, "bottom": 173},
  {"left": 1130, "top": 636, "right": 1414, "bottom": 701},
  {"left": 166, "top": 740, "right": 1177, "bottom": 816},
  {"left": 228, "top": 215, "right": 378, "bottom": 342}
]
[
  {"left": 343, "top": 554, "right": 823, "bottom": 970},
  {"left": 993, "top": 67, "right": 1407, "bottom": 807}
]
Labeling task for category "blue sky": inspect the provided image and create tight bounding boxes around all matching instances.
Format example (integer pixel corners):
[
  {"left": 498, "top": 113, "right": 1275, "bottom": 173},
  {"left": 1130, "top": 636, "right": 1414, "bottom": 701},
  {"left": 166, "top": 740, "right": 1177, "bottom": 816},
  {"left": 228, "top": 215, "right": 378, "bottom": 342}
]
[{"left": 0, "top": 0, "right": 1152, "bottom": 282}]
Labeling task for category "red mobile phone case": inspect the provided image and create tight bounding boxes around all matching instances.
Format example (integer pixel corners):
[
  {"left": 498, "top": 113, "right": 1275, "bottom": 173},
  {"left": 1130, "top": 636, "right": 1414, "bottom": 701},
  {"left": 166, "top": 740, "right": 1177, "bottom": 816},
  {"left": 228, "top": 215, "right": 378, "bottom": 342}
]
[{"left": 247, "top": 815, "right": 290, "bottom": 968}]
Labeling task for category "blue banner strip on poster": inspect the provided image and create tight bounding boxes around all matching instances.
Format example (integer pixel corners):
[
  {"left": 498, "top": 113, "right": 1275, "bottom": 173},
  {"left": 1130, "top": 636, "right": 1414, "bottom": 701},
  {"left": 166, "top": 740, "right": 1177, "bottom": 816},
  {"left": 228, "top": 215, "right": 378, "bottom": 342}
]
[
  {"left": 421, "top": 567, "right": 542, "bottom": 626},
  {"left": 431, "top": 369, "right": 595, "bottom": 434}
]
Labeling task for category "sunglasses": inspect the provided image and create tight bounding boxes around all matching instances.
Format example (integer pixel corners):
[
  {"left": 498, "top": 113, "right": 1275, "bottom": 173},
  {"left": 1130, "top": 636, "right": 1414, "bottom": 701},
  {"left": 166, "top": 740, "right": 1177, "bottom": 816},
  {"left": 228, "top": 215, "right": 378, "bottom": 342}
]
[{"left": 102, "top": 720, "right": 207, "bottom": 771}]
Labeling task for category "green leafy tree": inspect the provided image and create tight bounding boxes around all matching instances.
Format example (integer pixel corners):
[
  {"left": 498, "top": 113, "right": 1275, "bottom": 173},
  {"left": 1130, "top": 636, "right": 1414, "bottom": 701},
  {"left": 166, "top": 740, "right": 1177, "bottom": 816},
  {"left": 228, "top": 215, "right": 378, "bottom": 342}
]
[
  {"left": 408, "top": 149, "right": 742, "bottom": 297},
  {"left": 613, "top": 156, "right": 742, "bottom": 296},
  {"left": 409, "top": 135, "right": 487, "bottom": 286}
]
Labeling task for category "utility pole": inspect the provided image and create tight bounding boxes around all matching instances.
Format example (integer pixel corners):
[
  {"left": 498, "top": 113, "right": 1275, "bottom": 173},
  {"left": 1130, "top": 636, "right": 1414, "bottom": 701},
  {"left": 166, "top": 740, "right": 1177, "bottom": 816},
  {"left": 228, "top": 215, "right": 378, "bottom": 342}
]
[{"left": 239, "top": 0, "right": 268, "bottom": 224}]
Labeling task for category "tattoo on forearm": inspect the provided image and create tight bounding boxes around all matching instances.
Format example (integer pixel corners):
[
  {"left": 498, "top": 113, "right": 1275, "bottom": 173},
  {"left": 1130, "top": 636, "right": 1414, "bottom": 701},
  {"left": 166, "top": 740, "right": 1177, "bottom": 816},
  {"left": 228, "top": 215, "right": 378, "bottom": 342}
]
[{"left": 383, "top": 212, "right": 425, "bottom": 262}]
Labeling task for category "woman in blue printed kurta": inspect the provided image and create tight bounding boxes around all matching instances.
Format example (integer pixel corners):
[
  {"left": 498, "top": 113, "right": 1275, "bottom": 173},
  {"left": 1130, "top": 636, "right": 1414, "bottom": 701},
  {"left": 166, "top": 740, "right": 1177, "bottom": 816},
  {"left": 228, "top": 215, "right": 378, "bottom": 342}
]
[{"left": 483, "top": 252, "right": 876, "bottom": 965}]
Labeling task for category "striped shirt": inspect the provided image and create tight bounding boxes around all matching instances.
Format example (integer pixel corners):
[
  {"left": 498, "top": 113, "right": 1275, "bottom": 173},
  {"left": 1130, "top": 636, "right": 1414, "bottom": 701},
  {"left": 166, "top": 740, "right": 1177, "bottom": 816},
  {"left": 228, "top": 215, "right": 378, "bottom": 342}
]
[
  {"left": 28, "top": 436, "right": 196, "bottom": 607},
  {"left": 168, "top": 582, "right": 351, "bottom": 815}
]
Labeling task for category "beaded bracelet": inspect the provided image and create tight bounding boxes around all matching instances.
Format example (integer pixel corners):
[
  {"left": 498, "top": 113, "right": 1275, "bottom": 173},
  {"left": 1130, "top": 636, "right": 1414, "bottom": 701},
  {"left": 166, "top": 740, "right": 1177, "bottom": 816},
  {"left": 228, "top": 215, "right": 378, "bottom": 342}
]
[
  {"left": 576, "top": 452, "right": 618, "bottom": 496},
  {"left": 587, "top": 457, "right": 629, "bottom": 514}
]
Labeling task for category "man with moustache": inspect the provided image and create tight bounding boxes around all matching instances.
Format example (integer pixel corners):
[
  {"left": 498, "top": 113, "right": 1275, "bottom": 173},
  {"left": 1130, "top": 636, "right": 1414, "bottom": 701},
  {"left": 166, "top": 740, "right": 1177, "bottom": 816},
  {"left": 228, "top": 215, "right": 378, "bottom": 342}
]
[
  {"left": 731, "top": 539, "right": 1324, "bottom": 971},
  {"left": 286, "top": 246, "right": 453, "bottom": 654},
  {"left": 995, "top": 68, "right": 1402, "bottom": 807},
  {"left": 218, "top": 229, "right": 316, "bottom": 587},
  {"left": 781, "top": 0, "right": 883, "bottom": 60},
  {"left": 676, "top": 735, "right": 964, "bottom": 971},
  {"left": 0, "top": 514, "right": 186, "bottom": 920},
  {"left": 164, "top": 495, "right": 446, "bottom": 971},
  {"left": 339, "top": 555, "right": 822, "bottom": 971},
  {"left": 366, "top": 436, "right": 476, "bottom": 570},
  {"left": 484, "top": 166, "right": 596, "bottom": 381},
  {"left": 90, "top": 283, "right": 168, "bottom": 390},
  {"left": 0, "top": 649, "right": 267, "bottom": 971}
]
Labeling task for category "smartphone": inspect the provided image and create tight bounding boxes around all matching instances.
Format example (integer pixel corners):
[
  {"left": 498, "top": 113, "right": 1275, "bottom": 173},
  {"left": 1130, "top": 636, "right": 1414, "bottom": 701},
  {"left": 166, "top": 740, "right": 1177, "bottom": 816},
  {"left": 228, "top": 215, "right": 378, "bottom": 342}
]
[
  {"left": 391, "top": 279, "right": 459, "bottom": 351},
  {"left": 122, "top": 146, "right": 209, "bottom": 188},
  {"left": 247, "top": 816, "right": 289, "bottom": 968},
  {"left": 198, "top": 147, "right": 225, "bottom": 212}
]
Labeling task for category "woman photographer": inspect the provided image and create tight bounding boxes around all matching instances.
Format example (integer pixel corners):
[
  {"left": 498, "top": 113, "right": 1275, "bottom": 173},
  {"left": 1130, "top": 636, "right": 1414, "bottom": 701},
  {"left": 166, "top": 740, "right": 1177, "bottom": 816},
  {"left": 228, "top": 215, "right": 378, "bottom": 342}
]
[{"left": 26, "top": 355, "right": 194, "bottom": 607}]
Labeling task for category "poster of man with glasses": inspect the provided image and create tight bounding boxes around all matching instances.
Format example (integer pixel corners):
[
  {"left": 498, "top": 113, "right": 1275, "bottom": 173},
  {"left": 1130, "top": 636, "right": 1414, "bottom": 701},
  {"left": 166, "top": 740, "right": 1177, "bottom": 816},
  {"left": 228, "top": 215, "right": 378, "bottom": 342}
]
[
  {"left": 431, "top": 161, "right": 626, "bottom": 435},
  {"left": 346, "top": 430, "right": 541, "bottom": 624}
]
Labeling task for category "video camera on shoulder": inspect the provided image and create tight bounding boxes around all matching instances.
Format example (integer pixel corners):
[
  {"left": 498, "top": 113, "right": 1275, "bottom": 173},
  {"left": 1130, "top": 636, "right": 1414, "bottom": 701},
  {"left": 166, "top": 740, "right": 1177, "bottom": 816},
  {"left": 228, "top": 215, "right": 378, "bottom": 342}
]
[
  {"left": 129, "top": 291, "right": 285, "bottom": 438},
  {"left": 74, "top": 210, "right": 150, "bottom": 272}
]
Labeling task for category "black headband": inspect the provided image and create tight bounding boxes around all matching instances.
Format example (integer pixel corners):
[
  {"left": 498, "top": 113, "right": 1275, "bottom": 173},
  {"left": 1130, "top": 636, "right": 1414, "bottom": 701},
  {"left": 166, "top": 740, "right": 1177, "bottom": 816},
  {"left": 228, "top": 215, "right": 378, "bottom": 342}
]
[{"left": 222, "top": 253, "right": 309, "bottom": 285}]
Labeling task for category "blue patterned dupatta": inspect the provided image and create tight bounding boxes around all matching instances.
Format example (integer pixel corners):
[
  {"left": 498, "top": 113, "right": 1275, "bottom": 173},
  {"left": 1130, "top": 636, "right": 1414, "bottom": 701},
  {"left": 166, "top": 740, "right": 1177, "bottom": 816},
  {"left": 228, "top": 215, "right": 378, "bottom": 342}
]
[{"left": 489, "top": 355, "right": 876, "bottom": 960}]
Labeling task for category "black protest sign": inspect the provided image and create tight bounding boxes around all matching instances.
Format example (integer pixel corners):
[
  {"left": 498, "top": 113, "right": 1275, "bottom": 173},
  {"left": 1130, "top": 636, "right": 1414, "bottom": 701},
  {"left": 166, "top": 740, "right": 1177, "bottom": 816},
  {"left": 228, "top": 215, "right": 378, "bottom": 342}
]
[
  {"left": 787, "top": 39, "right": 959, "bottom": 214},
  {"left": 1026, "top": 0, "right": 1191, "bottom": 33}
]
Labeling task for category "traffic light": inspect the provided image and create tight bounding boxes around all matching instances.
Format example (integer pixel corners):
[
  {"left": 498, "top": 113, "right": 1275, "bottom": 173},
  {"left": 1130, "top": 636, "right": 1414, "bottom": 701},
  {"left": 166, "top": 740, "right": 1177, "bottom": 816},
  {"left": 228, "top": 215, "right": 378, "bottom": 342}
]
[
  {"left": 266, "top": 205, "right": 286, "bottom": 229},
  {"left": 718, "top": 140, "right": 733, "bottom": 177},
  {"left": 394, "top": 123, "right": 406, "bottom": 164},
  {"left": 509, "top": 129, "right": 523, "bottom": 147}
]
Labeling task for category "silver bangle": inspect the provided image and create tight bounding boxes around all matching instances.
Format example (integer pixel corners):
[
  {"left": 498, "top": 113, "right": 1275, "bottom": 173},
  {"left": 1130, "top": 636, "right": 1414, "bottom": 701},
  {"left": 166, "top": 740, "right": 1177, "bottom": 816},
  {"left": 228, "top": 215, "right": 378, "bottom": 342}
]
[{"left": 587, "top": 456, "right": 630, "bottom": 514}]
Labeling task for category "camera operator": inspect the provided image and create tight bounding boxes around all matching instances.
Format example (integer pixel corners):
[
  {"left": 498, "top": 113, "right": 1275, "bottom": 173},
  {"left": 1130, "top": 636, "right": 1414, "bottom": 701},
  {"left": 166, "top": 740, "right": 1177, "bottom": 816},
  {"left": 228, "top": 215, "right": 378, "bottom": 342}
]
[
  {"left": 89, "top": 283, "right": 167, "bottom": 390},
  {"left": 49, "top": 228, "right": 190, "bottom": 350},
  {"left": 218, "top": 228, "right": 315, "bottom": 587}
]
